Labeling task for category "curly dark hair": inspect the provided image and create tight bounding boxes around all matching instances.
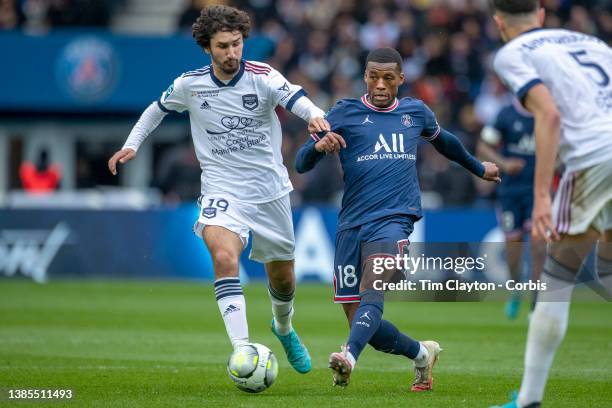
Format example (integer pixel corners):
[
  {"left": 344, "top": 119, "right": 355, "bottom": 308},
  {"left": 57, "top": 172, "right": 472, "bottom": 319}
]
[{"left": 192, "top": 5, "right": 251, "bottom": 50}]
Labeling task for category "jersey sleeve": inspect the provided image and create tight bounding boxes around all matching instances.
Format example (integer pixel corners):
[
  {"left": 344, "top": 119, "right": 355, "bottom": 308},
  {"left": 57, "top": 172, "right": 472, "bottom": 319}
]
[
  {"left": 308, "top": 100, "right": 345, "bottom": 142},
  {"left": 157, "top": 77, "right": 188, "bottom": 114},
  {"left": 421, "top": 102, "right": 441, "bottom": 141},
  {"left": 493, "top": 47, "right": 542, "bottom": 101},
  {"left": 265, "top": 67, "right": 307, "bottom": 111}
]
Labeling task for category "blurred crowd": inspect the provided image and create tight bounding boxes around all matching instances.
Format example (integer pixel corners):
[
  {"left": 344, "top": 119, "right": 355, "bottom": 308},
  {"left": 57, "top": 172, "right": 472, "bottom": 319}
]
[
  {"left": 2, "top": 0, "right": 612, "bottom": 206},
  {"left": 0, "top": 0, "right": 124, "bottom": 30},
  {"left": 177, "top": 0, "right": 609, "bottom": 207}
]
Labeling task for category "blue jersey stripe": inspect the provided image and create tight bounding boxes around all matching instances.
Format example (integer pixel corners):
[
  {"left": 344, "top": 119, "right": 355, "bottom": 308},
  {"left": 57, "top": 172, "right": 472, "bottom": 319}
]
[
  {"left": 286, "top": 88, "right": 307, "bottom": 112},
  {"left": 517, "top": 78, "right": 543, "bottom": 100},
  {"left": 157, "top": 99, "right": 180, "bottom": 114}
]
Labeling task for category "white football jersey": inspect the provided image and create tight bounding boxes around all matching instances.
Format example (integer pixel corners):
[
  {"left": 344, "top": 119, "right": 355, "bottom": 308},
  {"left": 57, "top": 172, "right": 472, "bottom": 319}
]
[
  {"left": 159, "top": 60, "right": 305, "bottom": 203},
  {"left": 494, "top": 29, "right": 612, "bottom": 172}
]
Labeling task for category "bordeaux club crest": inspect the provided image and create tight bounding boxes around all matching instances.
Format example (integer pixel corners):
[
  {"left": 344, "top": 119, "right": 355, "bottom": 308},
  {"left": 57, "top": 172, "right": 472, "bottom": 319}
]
[{"left": 242, "top": 94, "right": 259, "bottom": 111}]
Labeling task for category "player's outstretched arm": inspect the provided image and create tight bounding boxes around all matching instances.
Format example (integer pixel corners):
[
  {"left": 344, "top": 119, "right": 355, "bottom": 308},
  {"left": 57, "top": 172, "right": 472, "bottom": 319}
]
[
  {"left": 107, "top": 102, "right": 167, "bottom": 175},
  {"left": 524, "top": 84, "right": 561, "bottom": 242},
  {"left": 429, "top": 128, "right": 501, "bottom": 182}
]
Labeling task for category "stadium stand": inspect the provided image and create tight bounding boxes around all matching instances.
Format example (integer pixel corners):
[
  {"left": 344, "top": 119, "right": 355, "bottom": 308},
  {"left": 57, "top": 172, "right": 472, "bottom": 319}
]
[{"left": 0, "top": 0, "right": 610, "bottom": 206}]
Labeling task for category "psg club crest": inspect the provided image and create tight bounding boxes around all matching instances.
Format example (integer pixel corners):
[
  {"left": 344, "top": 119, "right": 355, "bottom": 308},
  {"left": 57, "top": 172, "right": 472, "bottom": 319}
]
[
  {"left": 56, "top": 37, "right": 118, "bottom": 103},
  {"left": 401, "top": 114, "right": 413, "bottom": 128},
  {"left": 242, "top": 94, "right": 259, "bottom": 111}
]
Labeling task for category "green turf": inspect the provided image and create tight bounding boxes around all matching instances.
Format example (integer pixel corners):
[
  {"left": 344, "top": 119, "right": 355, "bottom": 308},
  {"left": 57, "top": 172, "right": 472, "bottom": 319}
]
[{"left": 0, "top": 280, "right": 610, "bottom": 407}]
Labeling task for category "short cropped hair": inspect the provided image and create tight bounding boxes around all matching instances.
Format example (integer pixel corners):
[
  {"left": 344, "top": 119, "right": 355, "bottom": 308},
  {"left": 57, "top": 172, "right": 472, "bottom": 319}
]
[
  {"left": 489, "top": 0, "right": 539, "bottom": 14},
  {"left": 365, "top": 48, "right": 403, "bottom": 72},
  {"left": 192, "top": 5, "right": 251, "bottom": 50}
]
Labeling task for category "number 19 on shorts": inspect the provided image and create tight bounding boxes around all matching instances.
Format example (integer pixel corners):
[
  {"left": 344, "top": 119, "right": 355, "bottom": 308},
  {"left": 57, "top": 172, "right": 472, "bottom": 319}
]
[{"left": 336, "top": 265, "right": 358, "bottom": 288}]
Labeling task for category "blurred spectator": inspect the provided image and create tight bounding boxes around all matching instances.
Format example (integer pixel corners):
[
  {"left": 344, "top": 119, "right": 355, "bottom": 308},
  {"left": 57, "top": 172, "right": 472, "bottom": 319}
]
[
  {"left": 47, "top": 0, "right": 112, "bottom": 27},
  {"left": 359, "top": 7, "right": 399, "bottom": 50},
  {"left": 21, "top": 0, "right": 47, "bottom": 32},
  {"left": 19, "top": 150, "right": 62, "bottom": 194},
  {"left": 4, "top": 0, "right": 116, "bottom": 31},
  {"left": 298, "top": 30, "right": 333, "bottom": 84},
  {"left": 0, "top": 0, "right": 24, "bottom": 29},
  {"left": 474, "top": 74, "right": 512, "bottom": 125}
]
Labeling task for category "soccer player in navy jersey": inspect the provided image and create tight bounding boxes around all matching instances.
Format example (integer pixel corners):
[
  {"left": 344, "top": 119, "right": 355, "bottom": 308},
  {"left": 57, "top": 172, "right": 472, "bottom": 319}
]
[
  {"left": 295, "top": 48, "right": 500, "bottom": 390},
  {"left": 478, "top": 98, "right": 544, "bottom": 319}
]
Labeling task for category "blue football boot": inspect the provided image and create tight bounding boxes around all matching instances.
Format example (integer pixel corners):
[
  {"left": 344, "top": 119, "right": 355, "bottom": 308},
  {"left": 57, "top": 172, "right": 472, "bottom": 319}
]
[
  {"left": 490, "top": 391, "right": 541, "bottom": 408},
  {"left": 505, "top": 294, "right": 521, "bottom": 320},
  {"left": 271, "top": 319, "right": 311, "bottom": 374},
  {"left": 490, "top": 391, "right": 519, "bottom": 408}
]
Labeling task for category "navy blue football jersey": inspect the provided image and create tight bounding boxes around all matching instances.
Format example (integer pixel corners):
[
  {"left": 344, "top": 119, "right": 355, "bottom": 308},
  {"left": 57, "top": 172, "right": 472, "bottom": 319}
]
[
  {"left": 483, "top": 101, "right": 535, "bottom": 196},
  {"left": 301, "top": 95, "right": 440, "bottom": 231}
]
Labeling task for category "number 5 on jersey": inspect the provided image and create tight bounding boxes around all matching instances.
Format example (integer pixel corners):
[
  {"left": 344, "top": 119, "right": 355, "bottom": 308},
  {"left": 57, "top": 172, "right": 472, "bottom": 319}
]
[{"left": 568, "top": 50, "right": 610, "bottom": 87}]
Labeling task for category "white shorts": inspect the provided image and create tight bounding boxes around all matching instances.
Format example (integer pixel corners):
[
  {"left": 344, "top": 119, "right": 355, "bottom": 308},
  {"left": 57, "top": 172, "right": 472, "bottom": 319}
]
[
  {"left": 553, "top": 160, "right": 612, "bottom": 235},
  {"left": 193, "top": 194, "right": 295, "bottom": 263}
]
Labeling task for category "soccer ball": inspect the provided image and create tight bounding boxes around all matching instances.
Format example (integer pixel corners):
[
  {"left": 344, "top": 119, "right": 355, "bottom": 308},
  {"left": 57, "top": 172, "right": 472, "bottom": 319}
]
[{"left": 227, "top": 343, "right": 278, "bottom": 393}]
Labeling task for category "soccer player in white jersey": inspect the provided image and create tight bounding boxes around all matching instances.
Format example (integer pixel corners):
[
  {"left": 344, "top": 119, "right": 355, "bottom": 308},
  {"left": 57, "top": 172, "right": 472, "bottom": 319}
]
[
  {"left": 489, "top": 1, "right": 612, "bottom": 407},
  {"left": 107, "top": 5, "right": 332, "bottom": 374}
]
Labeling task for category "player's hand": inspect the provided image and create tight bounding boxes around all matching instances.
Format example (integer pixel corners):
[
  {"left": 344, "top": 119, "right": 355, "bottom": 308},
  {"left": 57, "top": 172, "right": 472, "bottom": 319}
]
[
  {"left": 481, "top": 161, "right": 501, "bottom": 183},
  {"left": 108, "top": 148, "right": 136, "bottom": 175},
  {"left": 503, "top": 158, "right": 525, "bottom": 175},
  {"left": 532, "top": 194, "right": 559, "bottom": 243},
  {"left": 315, "top": 132, "right": 346, "bottom": 154},
  {"left": 308, "top": 117, "right": 331, "bottom": 134}
]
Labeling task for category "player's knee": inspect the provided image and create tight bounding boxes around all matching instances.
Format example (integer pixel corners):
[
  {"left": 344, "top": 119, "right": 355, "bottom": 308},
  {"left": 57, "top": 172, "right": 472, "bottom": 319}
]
[
  {"left": 212, "top": 250, "right": 239, "bottom": 276},
  {"left": 543, "top": 255, "right": 577, "bottom": 283}
]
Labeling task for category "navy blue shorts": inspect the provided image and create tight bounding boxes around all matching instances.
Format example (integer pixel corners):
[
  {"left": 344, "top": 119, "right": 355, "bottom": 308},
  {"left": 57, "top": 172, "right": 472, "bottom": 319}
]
[
  {"left": 497, "top": 193, "right": 533, "bottom": 239},
  {"left": 333, "top": 215, "right": 416, "bottom": 303}
]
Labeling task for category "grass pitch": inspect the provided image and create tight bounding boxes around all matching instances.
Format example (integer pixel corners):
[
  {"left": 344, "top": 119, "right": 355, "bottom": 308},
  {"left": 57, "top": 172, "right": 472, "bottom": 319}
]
[{"left": 0, "top": 280, "right": 610, "bottom": 407}]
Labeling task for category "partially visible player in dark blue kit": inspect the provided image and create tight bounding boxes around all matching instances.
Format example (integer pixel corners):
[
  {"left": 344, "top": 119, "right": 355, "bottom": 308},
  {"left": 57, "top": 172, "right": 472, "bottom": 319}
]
[
  {"left": 477, "top": 98, "right": 544, "bottom": 319},
  {"left": 295, "top": 48, "right": 500, "bottom": 390}
]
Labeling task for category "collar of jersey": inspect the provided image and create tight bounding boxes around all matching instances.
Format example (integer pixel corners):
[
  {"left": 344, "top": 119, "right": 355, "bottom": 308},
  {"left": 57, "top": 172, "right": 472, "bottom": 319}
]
[
  {"left": 361, "top": 94, "right": 399, "bottom": 112},
  {"left": 519, "top": 27, "right": 544, "bottom": 37},
  {"left": 209, "top": 60, "right": 245, "bottom": 88}
]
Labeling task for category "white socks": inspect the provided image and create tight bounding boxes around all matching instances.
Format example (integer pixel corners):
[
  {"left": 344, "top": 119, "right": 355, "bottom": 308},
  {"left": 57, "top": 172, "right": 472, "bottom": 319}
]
[
  {"left": 214, "top": 279, "right": 296, "bottom": 348},
  {"left": 214, "top": 278, "right": 249, "bottom": 349},
  {"left": 346, "top": 351, "right": 357, "bottom": 368},
  {"left": 268, "top": 285, "right": 294, "bottom": 336},
  {"left": 518, "top": 272, "right": 573, "bottom": 407},
  {"left": 413, "top": 343, "right": 430, "bottom": 368}
]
